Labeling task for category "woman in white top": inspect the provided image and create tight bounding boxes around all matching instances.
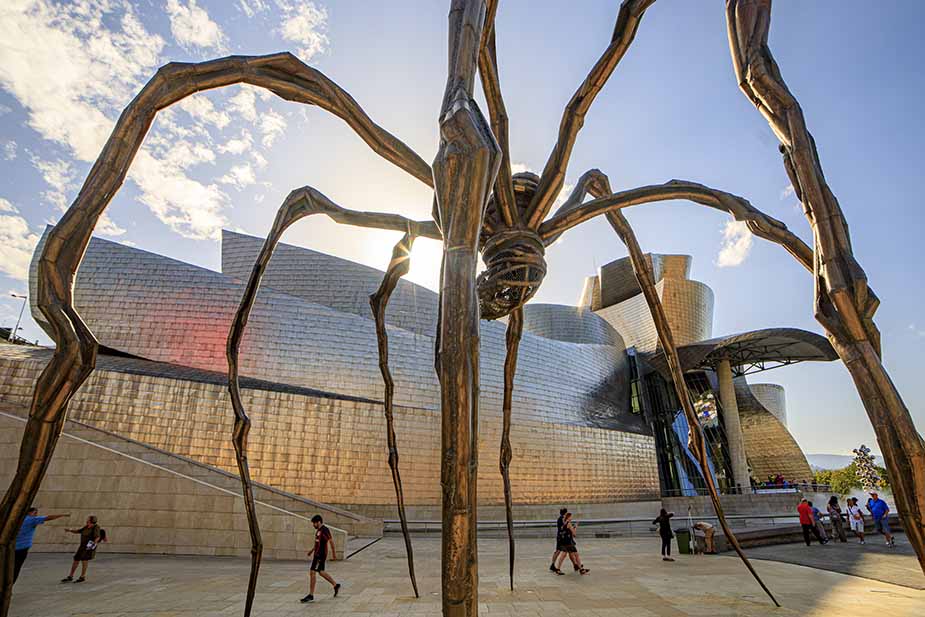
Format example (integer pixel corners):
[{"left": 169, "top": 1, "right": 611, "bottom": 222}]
[{"left": 847, "top": 498, "right": 866, "bottom": 544}]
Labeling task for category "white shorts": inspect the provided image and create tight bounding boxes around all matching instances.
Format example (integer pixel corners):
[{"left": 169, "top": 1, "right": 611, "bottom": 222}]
[{"left": 850, "top": 519, "right": 864, "bottom": 533}]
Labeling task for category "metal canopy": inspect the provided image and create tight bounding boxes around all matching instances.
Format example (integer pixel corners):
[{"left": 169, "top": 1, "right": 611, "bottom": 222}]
[{"left": 644, "top": 328, "right": 838, "bottom": 378}]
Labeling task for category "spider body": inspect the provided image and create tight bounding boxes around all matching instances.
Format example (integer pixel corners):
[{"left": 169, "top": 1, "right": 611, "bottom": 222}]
[{"left": 477, "top": 172, "right": 547, "bottom": 320}]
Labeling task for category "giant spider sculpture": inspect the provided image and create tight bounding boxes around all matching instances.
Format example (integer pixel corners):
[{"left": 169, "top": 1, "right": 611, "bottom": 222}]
[{"left": 2, "top": 1, "right": 924, "bottom": 617}]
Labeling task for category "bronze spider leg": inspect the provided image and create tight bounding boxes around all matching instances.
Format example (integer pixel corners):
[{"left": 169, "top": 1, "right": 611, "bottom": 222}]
[
  {"left": 369, "top": 232, "right": 421, "bottom": 599},
  {"left": 499, "top": 307, "right": 523, "bottom": 591},
  {"left": 726, "top": 0, "right": 925, "bottom": 571},
  {"left": 0, "top": 53, "right": 435, "bottom": 617},
  {"left": 228, "top": 187, "right": 438, "bottom": 615},
  {"left": 551, "top": 169, "right": 779, "bottom": 606},
  {"left": 433, "top": 2, "right": 502, "bottom": 615},
  {"left": 478, "top": 0, "right": 518, "bottom": 230},
  {"left": 525, "top": 0, "right": 657, "bottom": 228}
]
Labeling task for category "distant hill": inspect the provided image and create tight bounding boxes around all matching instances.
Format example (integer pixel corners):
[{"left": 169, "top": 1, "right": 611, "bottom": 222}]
[{"left": 806, "top": 453, "right": 882, "bottom": 471}]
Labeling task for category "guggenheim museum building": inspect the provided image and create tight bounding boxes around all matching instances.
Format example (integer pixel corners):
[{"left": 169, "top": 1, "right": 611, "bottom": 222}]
[{"left": 0, "top": 228, "right": 836, "bottom": 526}]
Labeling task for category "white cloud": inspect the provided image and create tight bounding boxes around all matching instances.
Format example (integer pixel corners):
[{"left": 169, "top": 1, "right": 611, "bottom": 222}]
[
  {"left": 909, "top": 324, "right": 925, "bottom": 338},
  {"left": 276, "top": 0, "right": 329, "bottom": 62},
  {"left": 179, "top": 95, "right": 231, "bottom": 129},
  {"left": 131, "top": 148, "right": 227, "bottom": 240},
  {"left": 780, "top": 184, "right": 795, "bottom": 200},
  {"left": 218, "top": 130, "right": 253, "bottom": 155},
  {"left": 0, "top": 198, "right": 40, "bottom": 281},
  {"left": 716, "top": 220, "right": 753, "bottom": 267},
  {"left": 0, "top": 103, "right": 11, "bottom": 116},
  {"left": 32, "top": 158, "right": 76, "bottom": 211},
  {"left": 229, "top": 86, "right": 258, "bottom": 122},
  {"left": 0, "top": 1, "right": 231, "bottom": 240},
  {"left": 2, "top": 141, "right": 16, "bottom": 160},
  {"left": 252, "top": 151, "right": 267, "bottom": 168},
  {"left": 237, "top": 0, "right": 270, "bottom": 18},
  {"left": 259, "top": 110, "right": 286, "bottom": 147},
  {"left": 166, "top": 0, "right": 227, "bottom": 52},
  {"left": 220, "top": 163, "right": 256, "bottom": 190}
]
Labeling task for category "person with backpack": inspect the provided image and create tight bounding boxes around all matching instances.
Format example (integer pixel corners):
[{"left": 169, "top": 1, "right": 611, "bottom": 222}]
[{"left": 61, "top": 515, "right": 102, "bottom": 583}]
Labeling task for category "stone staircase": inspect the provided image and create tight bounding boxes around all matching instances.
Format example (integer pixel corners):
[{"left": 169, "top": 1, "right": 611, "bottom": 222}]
[
  {"left": 0, "top": 406, "right": 380, "bottom": 560},
  {"left": 53, "top": 413, "right": 381, "bottom": 538}
]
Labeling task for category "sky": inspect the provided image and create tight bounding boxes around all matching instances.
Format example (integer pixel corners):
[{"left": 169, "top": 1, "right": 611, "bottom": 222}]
[{"left": 0, "top": 0, "right": 922, "bottom": 459}]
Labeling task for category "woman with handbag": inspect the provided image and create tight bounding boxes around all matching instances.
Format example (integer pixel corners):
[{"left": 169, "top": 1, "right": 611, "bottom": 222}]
[{"left": 61, "top": 515, "right": 101, "bottom": 583}]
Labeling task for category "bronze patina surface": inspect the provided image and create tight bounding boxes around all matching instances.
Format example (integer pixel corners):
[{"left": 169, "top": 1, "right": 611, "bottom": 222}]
[{"left": 2, "top": 2, "right": 923, "bottom": 616}]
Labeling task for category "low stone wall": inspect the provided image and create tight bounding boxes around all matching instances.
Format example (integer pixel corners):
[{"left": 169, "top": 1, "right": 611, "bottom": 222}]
[
  {"left": 0, "top": 412, "right": 346, "bottom": 560},
  {"left": 662, "top": 492, "right": 803, "bottom": 518}
]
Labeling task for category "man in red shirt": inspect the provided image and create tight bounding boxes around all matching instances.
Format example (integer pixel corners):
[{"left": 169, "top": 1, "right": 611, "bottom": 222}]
[
  {"left": 797, "top": 499, "right": 826, "bottom": 546},
  {"left": 300, "top": 515, "right": 341, "bottom": 603}
]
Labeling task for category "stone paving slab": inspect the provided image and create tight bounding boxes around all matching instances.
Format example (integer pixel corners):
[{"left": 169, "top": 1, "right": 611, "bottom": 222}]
[
  {"left": 9, "top": 538, "right": 925, "bottom": 616},
  {"left": 745, "top": 532, "right": 925, "bottom": 590}
]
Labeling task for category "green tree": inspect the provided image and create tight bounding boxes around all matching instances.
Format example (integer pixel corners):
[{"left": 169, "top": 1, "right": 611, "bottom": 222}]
[{"left": 813, "top": 461, "right": 891, "bottom": 495}]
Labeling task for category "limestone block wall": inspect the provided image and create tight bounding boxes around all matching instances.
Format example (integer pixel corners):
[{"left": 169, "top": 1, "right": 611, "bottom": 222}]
[
  {"left": 0, "top": 347, "right": 660, "bottom": 508},
  {"left": 594, "top": 278, "right": 714, "bottom": 352},
  {"left": 0, "top": 411, "right": 343, "bottom": 560},
  {"left": 30, "top": 231, "right": 641, "bottom": 433}
]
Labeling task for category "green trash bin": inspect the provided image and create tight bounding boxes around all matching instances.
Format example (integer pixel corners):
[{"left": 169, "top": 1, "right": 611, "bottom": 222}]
[{"left": 675, "top": 528, "right": 692, "bottom": 555}]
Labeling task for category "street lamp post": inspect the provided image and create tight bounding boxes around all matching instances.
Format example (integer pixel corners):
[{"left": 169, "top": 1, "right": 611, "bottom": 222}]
[{"left": 10, "top": 293, "right": 26, "bottom": 344}]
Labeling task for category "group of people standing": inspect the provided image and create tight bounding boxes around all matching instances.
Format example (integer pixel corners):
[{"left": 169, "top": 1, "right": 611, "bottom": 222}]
[
  {"left": 14, "top": 506, "right": 106, "bottom": 585},
  {"left": 797, "top": 492, "right": 895, "bottom": 547}
]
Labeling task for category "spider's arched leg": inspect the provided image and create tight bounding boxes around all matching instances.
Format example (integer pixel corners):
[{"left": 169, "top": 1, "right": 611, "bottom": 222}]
[
  {"left": 0, "top": 53, "right": 435, "bottom": 617},
  {"left": 227, "top": 186, "right": 438, "bottom": 615},
  {"left": 525, "top": 0, "right": 657, "bottom": 228},
  {"left": 499, "top": 307, "right": 523, "bottom": 591},
  {"left": 726, "top": 0, "right": 925, "bottom": 571},
  {"left": 432, "top": 2, "right": 502, "bottom": 615},
  {"left": 477, "top": 0, "right": 517, "bottom": 230},
  {"left": 539, "top": 179, "right": 813, "bottom": 271},
  {"left": 369, "top": 232, "right": 420, "bottom": 599},
  {"left": 545, "top": 170, "right": 782, "bottom": 605}
]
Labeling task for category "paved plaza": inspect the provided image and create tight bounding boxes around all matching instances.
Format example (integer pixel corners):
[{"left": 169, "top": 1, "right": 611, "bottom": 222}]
[{"left": 9, "top": 537, "right": 925, "bottom": 616}]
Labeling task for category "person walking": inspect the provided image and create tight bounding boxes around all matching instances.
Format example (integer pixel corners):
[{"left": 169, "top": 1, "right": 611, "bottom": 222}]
[
  {"left": 810, "top": 501, "right": 829, "bottom": 542},
  {"left": 549, "top": 507, "right": 568, "bottom": 575},
  {"left": 797, "top": 499, "right": 826, "bottom": 546},
  {"left": 61, "top": 515, "right": 101, "bottom": 583},
  {"left": 301, "top": 515, "right": 341, "bottom": 603},
  {"left": 847, "top": 497, "right": 866, "bottom": 544},
  {"left": 826, "top": 496, "right": 847, "bottom": 543},
  {"left": 653, "top": 508, "right": 675, "bottom": 561},
  {"left": 14, "top": 507, "right": 68, "bottom": 583},
  {"left": 868, "top": 491, "right": 895, "bottom": 547},
  {"left": 554, "top": 512, "right": 589, "bottom": 574}
]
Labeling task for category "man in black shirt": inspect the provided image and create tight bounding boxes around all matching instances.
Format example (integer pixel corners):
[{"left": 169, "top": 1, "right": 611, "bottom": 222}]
[
  {"left": 549, "top": 507, "right": 568, "bottom": 574},
  {"left": 301, "top": 515, "right": 341, "bottom": 603}
]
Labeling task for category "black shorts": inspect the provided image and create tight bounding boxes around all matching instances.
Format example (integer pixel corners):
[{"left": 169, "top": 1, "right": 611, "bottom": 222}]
[{"left": 310, "top": 555, "right": 326, "bottom": 572}]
